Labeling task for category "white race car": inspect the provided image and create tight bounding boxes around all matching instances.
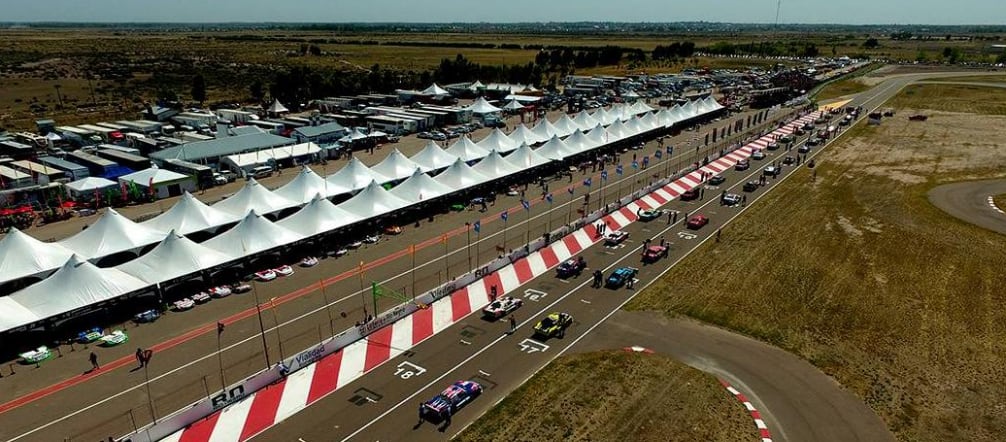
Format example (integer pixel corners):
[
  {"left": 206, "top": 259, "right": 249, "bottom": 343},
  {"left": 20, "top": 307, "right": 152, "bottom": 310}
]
[
  {"left": 173, "top": 298, "right": 195, "bottom": 311},
  {"left": 363, "top": 234, "right": 380, "bottom": 244},
  {"left": 19, "top": 346, "right": 52, "bottom": 365},
  {"left": 192, "top": 292, "right": 211, "bottom": 303},
  {"left": 233, "top": 283, "right": 252, "bottom": 294},
  {"left": 335, "top": 247, "right": 349, "bottom": 256},
  {"left": 482, "top": 296, "right": 523, "bottom": 319},
  {"left": 274, "top": 265, "right": 295, "bottom": 277},
  {"left": 99, "top": 330, "right": 129, "bottom": 347},
  {"left": 604, "top": 230, "right": 630, "bottom": 245},
  {"left": 255, "top": 269, "right": 277, "bottom": 281},
  {"left": 300, "top": 256, "right": 319, "bottom": 267},
  {"left": 209, "top": 285, "right": 232, "bottom": 298},
  {"left": 347, "top": 241, "right": 363, "bottom": 249}
]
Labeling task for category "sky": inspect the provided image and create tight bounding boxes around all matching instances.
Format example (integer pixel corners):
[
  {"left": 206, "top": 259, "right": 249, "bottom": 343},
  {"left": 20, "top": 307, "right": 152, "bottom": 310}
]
[{"left": 2, "top": 0, "right": 1004, "bottom": 25}]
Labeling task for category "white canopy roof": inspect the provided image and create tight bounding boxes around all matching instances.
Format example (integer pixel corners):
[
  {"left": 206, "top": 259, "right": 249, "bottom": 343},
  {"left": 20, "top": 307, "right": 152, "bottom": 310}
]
[
  {"left": 143, "top": 191, "right": 240, "bottom": 235},
  {"left": 586, "top": 123, "right": 611, "bottom": 147},
  {"left": 273, "top": 166, "right": 336, "bottom": 204},
  {"left": 573, "top": 111, "right": 599, "bottom": 131},
  {"left": 627, "top": 100, "right": 655, "bottom": 115},
  {"left": 268, "top": 99, "right": 289, "bottom": 114},
  {"left": 638, "top": 112, "right": 660, "bottom": 132},
  {"left": 336, "top": 180, "right": 413, "bottom": 219},
  {"left": 0, "top": 297, "right": 40, "bottom": 331},
  {"left": 326, "top": 157, "right": 391, "bottom": 192},
  {"left": 9, "top": 255, "right": 147, "bottom": 323},
  {"left": 421, "top": 83, "right": 451, "bottom": 97},
  {"left": 65, "top": 177, "right": 117, "bottom": 193},
  {"left": 605, "top": 119, "right": 630, "bottom": 140},
  {"left": 656, "top": 107, "right": 678, "bottom": 127},
  {"left": 117, "top": 231, "right": 236, "bottom": 285},
  {"left": 507, "top": 124, "right": 541, "bottom": 146},
  {"left": 445, "top": 136, "right": 490, "bottom": 162},
  {"left": 611, "top": 103, "right": 633, "bottom": 121},
  {"left": 563, "top": 130, "right": 594, "bottom": 152},
  {"left": 472, "top": 150, "right": 521, "bottom": 178},
  {"left": 551, "top": 114, "right": 580, "bottom": 138},
  {"left": 202, "top": 210, "right": 304, "bottom": 256},
  {"left": 370, "top": 149, "right": 422, "bottom": 182},
  {"left": 119, "top": 166, "right": 188, "bottom": 186},
  {"left": 389, "top": 168, "right": 456, "bottom": 203},
  {"left": 504, "top": 143, "right": 552, "bottom": 170},
  {"left": 477, "top": 128, "right": 518, "bottom": 154},
  {"left": 531, "top": 119, "right": 559, "bottom": 142},
  {"left": 338, "top": 128, "right": 371, "bottom": 143},
  {"left": 466, "top": 97, "right": 503, "bottom": 114},
  {"left": 59, "top": 209, "right": 167, "bottom": 259},
  {"left": 434, "top": 158, "right": 489, "bottom": 190},
  {"left": 623, "top": 117, "right": 645, "bottom": 137},
  {"left": 503, "top": 99, "right": 525, "bottom": 111},
  {"left": 224, "top": 142, "right": 321, "bottom": 169},
  {"left": 212, "top": 178, "right": 298, "bottom": 217},
  {"left": 0, "top": 228, "right": 74, "bottom": 285},
  {"left": 278, "top": 194, "right": 364, "bottom": 237},
  {"left": 409, "top": 140, "right": 459, "bottom": 172},
  {"left": 468, "top": 80, "right": 486, "bottom": 90},
  {"left": 535, "top": 135, "right": 579, "bottom": 161}
]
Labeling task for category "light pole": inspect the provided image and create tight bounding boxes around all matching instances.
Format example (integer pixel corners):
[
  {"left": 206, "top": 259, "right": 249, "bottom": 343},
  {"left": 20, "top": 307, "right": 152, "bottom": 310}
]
[
  {"left": 465, "top": 222, "right": 472, "bottom": 272},
  {"left": 269, "top": 297, "right": 285, "bottom": 361},
  {"left": 252, "top": 282, "right": 271, "bottom": 369},
  {"left": 358, "top": 261, "right": 368, "bottom": 321}
]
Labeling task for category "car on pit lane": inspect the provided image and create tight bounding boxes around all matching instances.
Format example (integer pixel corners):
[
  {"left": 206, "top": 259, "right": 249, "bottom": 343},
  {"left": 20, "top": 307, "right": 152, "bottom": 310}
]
[
  {"left": 420, "top": 380, "right": 483, "bottom": 422},
  {"left": 687, "top": 214, "right": 710, "bottom": 230},
  {"left": 751, "top": 150, "right": 766, "bottom": 160},
  {"left": 763, "top": 165, "right": 780, "bottom": 177},
  {"left": 722, "top": 193, "right": 742, "bottom": 206},
  {"left": 606, "top": 266, "right": 639, "bottom": 288},
  {"left": 708, "top": 175, "right": 726, "bottom": 185},
  {"left": 274, "top": 265, "right": 295, "bottom": 277},
  {"left": 533, "top": 312, "right": 574, "bottom": 339},
  {"left": 680, "top": 189, "right": 700, "bottom": 201},
  {"left": 192, "top": 292, "right": 211, "bottom": 304},
  {"left": 556, "top": 257, "right": 587, "bottom": 278},
  {"left": 735, "top": 159, "right": 750, "bottom": 171},
  {"left": 133, "top": 309, "right": 161, "bottom": 323},
  {"left": 255, "top": 269, "right": 277, "bottom": 281},
  {"left": 641, "top": 245, "right": 669, "bottom": 263},
  {"left": 636, "top": 208, "right": 666, "bottom": 221},
  {"left": 766, "top": 142, "right": 780, "bottom": 151},
  {"left": 482, "top": 296, "right": 523, "bottom": 319},
  {"left": 782, "top": 156, "right": 796, "bottom": 166},
  {"left": 604, "top": 230, "right": 630, "bottom": 245},
  {"left": 743, "top": 181, "right": 760, "bottom": 192},
  {"left": 797, "top": 144, "right": 811, "bottom": 154}
]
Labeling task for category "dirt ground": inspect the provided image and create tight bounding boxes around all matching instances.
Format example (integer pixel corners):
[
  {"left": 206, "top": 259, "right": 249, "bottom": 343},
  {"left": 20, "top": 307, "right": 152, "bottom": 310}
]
[
  {"left": 455, "top": 351, "right": 757, "bottom": 442},
  {"left": 995, "top": 194, "right": 1006, "bottom": 211},
  {"left": 628, "top": 83, "right": 1006, "bottom": 441}
]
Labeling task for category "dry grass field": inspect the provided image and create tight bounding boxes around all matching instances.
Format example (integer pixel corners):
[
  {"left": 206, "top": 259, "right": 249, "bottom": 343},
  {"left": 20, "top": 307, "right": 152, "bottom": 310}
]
[
  {"left": 628, "top": 83, "right": 1006, "bottom": 441},
  {"left": 456, "top": 351, "right": 756, "bottom": 442},
  {"left": 816, "top": 77, "right": 872, "bottom": 100}
]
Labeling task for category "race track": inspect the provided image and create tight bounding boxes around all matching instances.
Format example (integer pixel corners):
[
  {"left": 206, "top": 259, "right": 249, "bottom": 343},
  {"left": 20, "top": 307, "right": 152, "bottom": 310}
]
[{"left": 929, "top": 179, "right": 1006, "bottom": 235}]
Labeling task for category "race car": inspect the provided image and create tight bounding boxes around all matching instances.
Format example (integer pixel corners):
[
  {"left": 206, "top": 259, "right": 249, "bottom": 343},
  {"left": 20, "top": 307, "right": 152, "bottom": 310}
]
[
  {"left": 133, "top": 309, "right": 161, "bottom": 323},
  {"left": 383, "top": 225, "right": 403, "bottom": 235},
  {"left": 482, "top": 296, "right": 523, "bottom": 319},
  {"left": 533, "top": 312, "right": 574, "bottom": 339},
  {"left": 209, "top": 285, "right": 232, "bottom": 298},
  {"left": 334, "top": 247, "right": 349, "bottom": 256},
  {"left": 420, "top": 381, "right": 483, "bottom": 422},
  {"left": 98, "top": 330, "right": 129, "bottom": 347},
  {"left": 233, "top": 283, "right": 252, "bottom": 294},
  {"left": 274, "top": 265, "right": 295, "bottom": 277},
  {"left": 797, "top": 144, "right": 811, "bottom": 154},
  {"left": 751, "top": 150, "right": 766, "bottom": 160},
  {"left": 77, "top": 327, "right": 103, "bottom": 344},
  {"left": 766, "top": 142, "right": 780, "bottom": 151},
  {"left": 734, "top": 159, "right": 750, "bottom": 171},
  {"left": 763, "top": 165, "right": 780, "bottom": 177},
  {"left": 722, "top": 193, "right": 742, "bottom": 206},
  {"left": 642, "top": 245, "right": 669, "bottom": 263},
  {"left": 191, "top": 292, "right": 211, "bottom": 304},
  {"left": 19, "top": 346, "right": 52, "bottom": 365},
  {"left": 363, "top": 234, "right": 380, "bottom": 244},
  {"left": 687, "top": 214, "right": 710, "bottom": 230},
  {"left": 604, "top": 230, "right": 630, "bottom": 245},
  {"left": 636, "top": 208, "right": 665, "bottom": 221},
  {"left": 708, "top": 175, "right": 726, "bottom": 185},
  {"left": 255, "top": 269, "right": 277, "bottom": 281},
  {"left": 173, "top": 298, "right": 195, "bottom": 311},
  {"left": 346, "top": 241, "right": 363, "bottom": 249},
  {"left": 299, "top": 256, "right": 319, "bottom": 267},
  {"left": 556, "top": 257, "right": 587, "bottom": 278},
  {"left": 743, "top": 181, "right": 760, "bottom": 192},
  {"left": 779, "top": 134, "right": 795, "bottom": 143},
  {"left": 782, "top": 156, "right": 796, "bottom": 166},
  {"left": 606, "top": 267, "right": 639, "bottom": 288},
  {"left": 680, "top": 189, "right": 699, "bottom": 201}
]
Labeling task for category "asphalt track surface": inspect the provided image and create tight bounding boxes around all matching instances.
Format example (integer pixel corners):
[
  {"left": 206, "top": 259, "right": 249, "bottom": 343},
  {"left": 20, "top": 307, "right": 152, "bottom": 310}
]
[
  {"left": 0, "top": 107, "right": 785, "bottom": 442},
  {"left": 929, "top": 179, "right": 1006, "bottom": 235}
]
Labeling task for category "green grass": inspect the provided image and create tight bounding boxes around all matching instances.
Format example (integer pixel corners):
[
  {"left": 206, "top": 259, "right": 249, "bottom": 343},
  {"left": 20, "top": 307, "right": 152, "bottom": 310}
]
[{"left": 889, "top": 84, "right": 1006, "bottom": 115}]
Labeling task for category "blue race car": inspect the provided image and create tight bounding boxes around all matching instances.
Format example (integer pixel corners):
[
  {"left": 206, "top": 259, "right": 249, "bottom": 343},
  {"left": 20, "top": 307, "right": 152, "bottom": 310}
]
[
  {"left": 420, "top": 380, "right": 483, "bottom": 422},
  {"left": 133, "top": 309, "right": 161, "bottom": 323},
  {"left": 606, "top": 267, "right": 639, "bottom": 288}
]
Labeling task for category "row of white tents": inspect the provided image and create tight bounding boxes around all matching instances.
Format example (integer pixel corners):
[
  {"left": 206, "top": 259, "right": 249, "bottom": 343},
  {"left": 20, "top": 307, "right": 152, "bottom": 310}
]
[{"left": 0, "top": 98, "right": 725, "bottom": 333}]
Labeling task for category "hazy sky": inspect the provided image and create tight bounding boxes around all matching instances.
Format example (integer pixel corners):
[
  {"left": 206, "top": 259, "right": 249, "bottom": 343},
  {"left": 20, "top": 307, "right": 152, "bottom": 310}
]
[{"left": 4, "top": 0, "right": 1005, "bottom": 25}]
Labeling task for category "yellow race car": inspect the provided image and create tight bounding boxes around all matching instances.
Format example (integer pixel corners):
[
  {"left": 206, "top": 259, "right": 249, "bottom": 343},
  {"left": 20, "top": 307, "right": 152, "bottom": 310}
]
[{"left": 533, "top": 312, "right": 573, "bottom": 339}]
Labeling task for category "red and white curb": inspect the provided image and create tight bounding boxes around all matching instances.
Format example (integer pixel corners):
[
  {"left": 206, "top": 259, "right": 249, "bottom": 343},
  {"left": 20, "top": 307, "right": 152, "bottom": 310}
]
[
  {"left": 162, "top": 112, "right": 821, "bottom": 442},
  {"left": 720, "top": 379, "right": 773, "bottom": 442},
  {"left": 988, "top": 196, "right": 1005, "bottom": 215}
]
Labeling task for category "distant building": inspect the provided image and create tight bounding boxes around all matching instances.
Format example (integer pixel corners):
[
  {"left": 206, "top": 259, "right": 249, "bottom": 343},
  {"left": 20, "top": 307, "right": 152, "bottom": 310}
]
[
  {"left": 292, "top": 121, "right": 348, "bottom": 144},
  {"left": 149, "top": 131, "right": 295, "bottom": 167}
]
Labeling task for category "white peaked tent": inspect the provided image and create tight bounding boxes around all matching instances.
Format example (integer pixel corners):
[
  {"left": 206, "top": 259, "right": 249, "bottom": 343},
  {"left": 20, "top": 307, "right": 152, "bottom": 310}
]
[
  {"left": 638, "top": 112, "right": 660, "bottom": 132},
  {"left": 656, "top": 108, "right": 678, "bottom": 128},
  {"left": 435, "top": 158, "right": 489, "bottom": 190},
  {"left": 390, "top": 168, "right": 455, "bottom": 203},
  {"left": 64, "top": 177, "right": 117, "bottom": 198},
  {"left": 472, "top": 150, "right": 522, "bottom": 178},
  {"left": 0, "top": 228, "right": 74, "bottom": 285},
  {"left": 701, "top": 96, "right": 724, "bottom": 113},
  {"left": 504, "top": 143, "right": 552, "bottom": 170},
  {"left": 339, "top": 128, "right": 370, "bottom": 144},
  {"left": 507, "top": 124, "right": 540, "bottom": 146},
  {"left": 267, "top": 99, "right": 289, "bottom": 114},
  {"left": 0, "top": 297, "right": 39, "bottom": 332},
  {"left": 213, "top": 178, "right": 298, "bottom": 217},
  {"left": 594, "top": 107, "right": 616, "bottom": 126},
  {"left": 552, "top": 114, "right": 580, "bottom": 138},
  {"left": 613, "top": 103, "right": 634, "bottom": 121},
  {"left": 143, "top": 192, "right": 240, "bottom": 236},
  {"left": 410, "top": 140, "right": 459, "bottom": 173},
  {"left": 422, "top": 83, "right": 451, "bottom": 97},
  {"left": 445, "top": 136, "right": 490, "bottom": 163},
  {"left": 59, "top": 209, "right": 166, "bottom": 259},
  {"left": 623, "top": 117, "right": 645, "bottom": 137},
  {"left": 326, "top": 157, "right": 390, "bottom": 192},
  {"left": 503, "top": 100, "right": 525, "bottom": 111},
  {"left": 605, "top": 119, "right": 630, "bottom": 140},
  {"left": 273, "top": 167, "right": 336, "bottom": 204},
  {"left": 680, "top": 100, "right": 699, "bottom": 118},
  {"left": 573, "top": 111, "right": 599, "bottom": 131},
  {"left": 563, "top": 129, "right": 594, "bottom": 152},
  {"left": 477, "top": 128, "right": 518, "bottom": 153},
  {"left": 535, "top": 135, "right": 579, "bottom": 161},
  {"left": 628, "top": 100, "right": 655, "bottom": 115},
  {"left": 203, "top": 210, "right": 304, "bottom": 256},
  {"left": 370, "top": 149, "right": 422, "bottom": 182},
  {"left": 10, "top": 255, "right": 147, "bottom": 323},
  {"left": 117, "top": 231, "right": 237, "bottom": 285},
  {"left": 278, "top": 194, "right": 363, "bottom": 237},
  {"left": 336, "top": 180, "right": 413, "bottom": 219},
  {"left": 468, "top": 80, "right": 486, "bottom": 91},
  {"left": 667, "top": 104, "right": 688, "bottom": 125},
  {"left": 585, "top": 123, "right": 610, "bottom": 147},
  {"left": 465, "top": 97, "right": 503, "bottom": 115},
  {"left": 531, "top": 118, "right": 559, "bottom": 142}
]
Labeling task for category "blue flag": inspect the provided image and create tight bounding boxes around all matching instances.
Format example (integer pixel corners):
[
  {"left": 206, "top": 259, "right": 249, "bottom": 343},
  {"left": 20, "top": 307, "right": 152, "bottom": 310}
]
[
  {"left": 632, "top": 160, "right": 639, "bottom": 169},
  {"left": 501, "top": 211, "right": 508, "bottom": 222},
  {"left": 473, "top": 220, "right": 480, "bottom": 233},
  {"left": 654, "top": 150, "right": 662, "bottom": 159},
  {"left": 583, "top": 177, "right": 592, "bottom": 187},
  {"left": 521, "top": 199, "right": 530, "bottom": 210},
  {"left": 546, "top": 193, "right": 553, "bottom": 203},
  {"left": 667, "top": 146, "right": 673, "bottom": 155},
  {"left": 616, "top": 164, "right": 623, "bottom": 175},
  {"left": 642, "top": 156, "right": 649, "bottom": 167},
  {"left": 601, "top": 170, "right": 608, "bottom": 181}
]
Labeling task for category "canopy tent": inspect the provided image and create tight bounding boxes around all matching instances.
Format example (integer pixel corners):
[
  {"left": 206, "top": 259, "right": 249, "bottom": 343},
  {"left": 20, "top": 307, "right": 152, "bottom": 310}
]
[
  {"left": 64, "top": 177, "right": 117, "bottom": 197},
  {"left": 563, "top": 130, "right": 594, "bottom": 152},
  {"left": 0, "top": 227, "right": 74, "bottom": 285},
  {"left": 389, "top": 168, "right": 456, "bottom": 203},
  {"left": 267, "top": 100, "right": 289, "bottom": 114},
  {"left": 325, "top": 157, "right": 390, "bottom": 192},
  {"left": 593, "top": 107, "right": 616, "bottom": 126},
  {"left": 551, "top": 114, "right": 580, "bottom": 138},
  {"left": 627, "top": 100, "right": 655, "bottom": 115},
  {"left": 476, "top": 128, "right": 518, "bottom": 154},
  {"left": 445, "top": 136, "right": 490, "bottom": 163},
  {"left": 278, "top": 194, "right": 364, "bottom": 237},
  {"left": 9, "top": 255, "right": 148, "bottom": 325},
  {"left": 623, "top": 117, "right": 646, "bottom": 137},
  {"left": 336, "top": 180, "right": 413, "bottom": 219},
  {"left": 680, "top": 100, "right": 699, "bottom": 118},
  {"left": 338, "top": 128, "right": 371, "bottom": 144},
  {"left": 222, "top": 142, "right": 321, "bottom": 170},
  {"left": 202, "top": 210, "right": 304, "bottom": 256},
  {"left": 59, "top": 209, "right": 167, "bottom": 259},
  {"left": 604, "top": 119, "right": 630, "bottom": 140},
  {"left": 573, "top": 111, "right": 599, "bottom": 131},
  {"left": 0, "top": 297, "right": 40, "bottom": 332},
  {"left": 472, "top": 150, "right": 522, "bottom": 178},
  {"left": 434, "top": 158, "right": 490, "bottom": 191},
  {"left": 370, "top": 149, "right": 422, "bottom": 182},
  {"left": 502, "top": 100, "right": 525, "bottom": 111},
  {"left": 585, "top": 123, "right": 611, "bottom": 147},
  {"left": 273, "top": 166, "right": 337, "bottom": 204},
  {"left": 421, "top": 83, "right": 451, "bottom": 97},
  {"left": 467, "top": 80, "right": 486, "bottom": 91},
  {"left": 623, "top": 90, "right": 641, "bottom": 100},
  {"left": 465, "top": 97, "right": 503, "bottom": 115},
  {"left": 212, "top": 178, "right": 299, "bottom": 218},
  {"left": 531, "top": 119, "right": 559, "bottom": 142},
  {"left": 409, "top": 141, "right": 459, "bottom": 173},
  {"left": 535, "top": 135, "right": 579, "bottom": 161},
  {"left": 638, "top": 112, "right": 660, "bottom": 132},
  {"left": 117, "top": 231, "right": 237, "bottom": 285},
  {"left": 118, "top": 166, "right": 188, "bottom": 188},
  {"left": 700, "top": 96, "right": 724, "bottom": 113},
  {"left": 611, "top": 103, "right": 633, "bottom": 121},
  {"left": 143, "top": 191, "right": 240, "bottom": 236},
  {"left": 656, "top": 107, "right": 680, "bottom": 127},
  {"left": 504, "top": 143, "right": 553, "bottom": 170},
  {"left": 507, "top": 124, "right": 541, "bottom": 146}
]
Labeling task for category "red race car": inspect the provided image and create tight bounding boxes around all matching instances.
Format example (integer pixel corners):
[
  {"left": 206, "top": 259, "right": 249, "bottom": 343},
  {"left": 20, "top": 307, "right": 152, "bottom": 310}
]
[
  {"left": 642, "top": 245, "right": 669, "bottom": 262},
  {"left": 686, "top": 215, "right": 709, "bottom": 230}
]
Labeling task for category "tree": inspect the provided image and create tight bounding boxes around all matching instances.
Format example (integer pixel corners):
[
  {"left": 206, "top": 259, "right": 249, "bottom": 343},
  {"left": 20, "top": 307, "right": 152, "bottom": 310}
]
[
  {"left": 249, "top": 80, "right": 264, "bottom": 103},
  {"left": 863, "top": 38, "right": 880, "bottom": 49},
  {"left": 191, "top": 74, "right": 207, "bottom": 104}
]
